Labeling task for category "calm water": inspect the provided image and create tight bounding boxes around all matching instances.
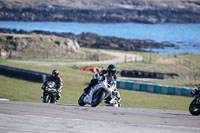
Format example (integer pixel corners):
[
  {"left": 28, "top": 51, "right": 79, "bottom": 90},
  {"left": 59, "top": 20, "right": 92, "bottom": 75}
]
[{"left": 0, "top": 21, "right": 200, "bottom": 54}]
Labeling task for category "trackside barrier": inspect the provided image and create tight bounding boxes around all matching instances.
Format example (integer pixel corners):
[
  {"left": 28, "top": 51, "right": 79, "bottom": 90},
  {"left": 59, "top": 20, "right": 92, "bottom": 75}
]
[
  {"left": 0, "top": 64, "right": 51, "bottom": 83},
  {"left": 116, "top": 80, "right": 192, "bottom": 97},
  {"left": 120, "top": 70, "right": 179, "bottom": 79}
]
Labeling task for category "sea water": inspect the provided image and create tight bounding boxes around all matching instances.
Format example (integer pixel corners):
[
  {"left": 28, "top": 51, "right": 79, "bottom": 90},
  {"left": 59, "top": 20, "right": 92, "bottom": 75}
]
[{"left": 0, "top": 21, "right": 199, "bottom": 54}]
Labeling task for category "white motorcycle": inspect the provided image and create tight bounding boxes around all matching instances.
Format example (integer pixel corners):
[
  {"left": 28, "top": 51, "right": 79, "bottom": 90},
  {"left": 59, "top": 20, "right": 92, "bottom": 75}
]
[{"left": 78, "top": 77, "right": 121, "bottom": 107}]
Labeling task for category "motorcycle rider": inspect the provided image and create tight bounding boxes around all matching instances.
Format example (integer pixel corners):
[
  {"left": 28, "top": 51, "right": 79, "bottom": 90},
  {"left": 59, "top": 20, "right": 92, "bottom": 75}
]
[
  {"left": 191, "top": 86, "right": 200, "bottom": 96},
  {"left": 84, "top": 64, "right": 121, "bottom": 105},
  {"left": 42, "top": 69, "right": 63, "bottom": 101}
]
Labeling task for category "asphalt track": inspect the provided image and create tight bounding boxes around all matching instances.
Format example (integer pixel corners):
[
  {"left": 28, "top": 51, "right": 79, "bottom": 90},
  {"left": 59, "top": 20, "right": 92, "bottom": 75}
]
[{"left": 0, "top": 100, "right": 200, "bottom": 133}]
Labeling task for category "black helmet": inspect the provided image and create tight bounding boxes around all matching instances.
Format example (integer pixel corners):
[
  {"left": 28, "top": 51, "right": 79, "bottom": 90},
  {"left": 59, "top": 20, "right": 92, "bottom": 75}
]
[
  {"left": 52, "top": 69, "right": 59, "bottom": 77},
  {"left": 107, "top": 64, "right": 116, "bottom": 76}
]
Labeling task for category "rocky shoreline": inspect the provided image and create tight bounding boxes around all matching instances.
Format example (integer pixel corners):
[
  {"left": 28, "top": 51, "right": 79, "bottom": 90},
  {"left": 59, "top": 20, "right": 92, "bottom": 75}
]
[
  {"left": 0, "top": 0, "right": 200, "bottom": 24},
  {"left": 0, "top": 28, "right": 176, "bottom": 52}
]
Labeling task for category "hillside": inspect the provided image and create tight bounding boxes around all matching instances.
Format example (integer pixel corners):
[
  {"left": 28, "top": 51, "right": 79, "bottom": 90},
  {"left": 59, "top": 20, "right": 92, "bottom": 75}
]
[
  {"left": 0, "top": 33, "right": 82, "bottom": 59},
  {"left": 0, "top": 0, "right": 200, "bottom": 23}
]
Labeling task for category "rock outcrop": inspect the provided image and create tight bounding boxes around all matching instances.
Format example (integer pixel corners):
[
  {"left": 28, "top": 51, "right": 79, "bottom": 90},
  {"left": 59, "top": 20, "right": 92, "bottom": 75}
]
[
  {"left": 0, "top": 0, "right": 200, "bottom": 23},
  {"left": 0, "top": 33, "right": 80, "bottom": 58},
  {"left": 75, "top": 33, "right": 168, "bottom": 51}
]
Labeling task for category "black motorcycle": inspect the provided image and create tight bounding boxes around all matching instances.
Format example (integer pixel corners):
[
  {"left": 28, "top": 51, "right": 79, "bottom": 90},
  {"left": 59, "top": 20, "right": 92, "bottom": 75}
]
[
  {"left": 189, "top": 89, "right": 200, "bottom": 116},
  {"left": 42, "top": 81, "right": 58, "bottom": 104}
]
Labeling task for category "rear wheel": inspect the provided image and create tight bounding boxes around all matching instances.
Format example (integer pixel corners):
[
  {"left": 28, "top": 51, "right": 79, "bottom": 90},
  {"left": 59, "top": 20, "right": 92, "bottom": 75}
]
[
  {"left": 189, "top": 99, "right": 200, "bottom": 116},
  {"left": 91, "top": 89, "right": 105, "bottom": 107},
  {"left": 78, "top": 93, "right": 86, "bottom": 106}
]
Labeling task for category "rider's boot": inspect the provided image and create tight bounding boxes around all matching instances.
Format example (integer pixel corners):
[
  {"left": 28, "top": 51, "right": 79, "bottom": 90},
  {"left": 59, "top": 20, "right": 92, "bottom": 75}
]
[
  {"left": 56, "top": 92, "right": 61, "bottom": 101},
  {"left": 105, "top": 96, "right": 112, "bottom": 106},
  {"left": 84, "top": 87, "right": 90, "bottom": 94}
]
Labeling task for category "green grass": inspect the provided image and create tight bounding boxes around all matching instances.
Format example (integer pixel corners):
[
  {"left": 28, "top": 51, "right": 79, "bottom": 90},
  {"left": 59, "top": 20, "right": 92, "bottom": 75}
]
[
  {"left": 16, "top": 58, "right": 91, "bottom": 62},
  {"left": 120, "top": 89, "right": 192, "bottom": 110},
  {"left": 80, "top": 48, "right": 114, "bottom": 61},
  {"left": 0, "top": 59, "right": 193, "bottom": 110},
  {"left": 79, "top": 50, "right": 200, "bottom": 87},
  {"left": 10, "top": 48, "right": 200, "bottom": 87},
  {"left": 12, "top": 48, "right": 114, "bottom": 62},
  {"left": 0, "top": 75, "right": 42, "bottom": 102}
]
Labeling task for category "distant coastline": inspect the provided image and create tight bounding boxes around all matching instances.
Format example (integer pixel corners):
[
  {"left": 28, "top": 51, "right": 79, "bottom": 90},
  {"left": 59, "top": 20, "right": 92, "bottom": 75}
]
[{"left": 0, "top": 28, "right": 176, "bottom": 52}]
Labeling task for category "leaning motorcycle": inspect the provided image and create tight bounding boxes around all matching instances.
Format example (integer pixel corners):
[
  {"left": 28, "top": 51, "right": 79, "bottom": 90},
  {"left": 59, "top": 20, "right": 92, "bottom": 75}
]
[
  {"left": 42, "top": 81, "right": 58, "bottom": 104},
  {"left": 189, "top": 89, "right": 200, "bottom": 116},
  {"left": 78, "top": 77, "right": 121, "bottom": 107}
]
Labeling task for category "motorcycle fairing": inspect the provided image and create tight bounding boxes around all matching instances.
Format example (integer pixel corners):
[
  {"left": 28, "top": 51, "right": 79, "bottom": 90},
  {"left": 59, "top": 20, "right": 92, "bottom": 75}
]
[{"left": 84, "top": 81, "right": 108, "bottom": 104}]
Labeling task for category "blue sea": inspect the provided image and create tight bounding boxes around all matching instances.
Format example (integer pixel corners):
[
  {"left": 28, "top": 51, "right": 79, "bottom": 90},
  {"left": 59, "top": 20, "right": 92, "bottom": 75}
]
[{"left": 0, "top": 21, "right": 200, "bottom": 54}]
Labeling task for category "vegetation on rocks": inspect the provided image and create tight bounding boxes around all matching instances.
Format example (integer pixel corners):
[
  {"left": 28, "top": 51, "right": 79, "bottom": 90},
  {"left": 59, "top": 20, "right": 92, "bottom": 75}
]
[
  {"left": 0, "top": 0, "right": 200, "bottom": 23},
  {"left": 0, "top": 33, "right": 110, "bottom": 60}
]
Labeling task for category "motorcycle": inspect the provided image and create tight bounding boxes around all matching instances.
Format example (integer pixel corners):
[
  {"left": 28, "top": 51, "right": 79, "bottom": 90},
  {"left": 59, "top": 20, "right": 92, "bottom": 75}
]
[
  {"left": 42, "top": 81, "right": 58, "bottom": 104},
  {"left": 78, "top": 77, "right": 121, "bottom": 107},
  {"left": 189, "top": 89, "right": 200, "bottom": 115}
]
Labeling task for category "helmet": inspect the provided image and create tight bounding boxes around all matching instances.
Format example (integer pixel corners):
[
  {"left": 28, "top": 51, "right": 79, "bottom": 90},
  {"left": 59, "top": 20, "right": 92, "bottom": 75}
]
[
  {"left": 52, "top": 69, "right": 59, "bottom": 77},
  {"left": 107, "top": 64, "right": 116, "bottom": 76},
  {"left": 198, "top": 86, "right": 200, "bottom": 91}
]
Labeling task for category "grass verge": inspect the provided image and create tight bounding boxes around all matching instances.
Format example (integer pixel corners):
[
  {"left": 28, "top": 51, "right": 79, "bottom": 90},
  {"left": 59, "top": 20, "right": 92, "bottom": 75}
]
[
  {"left": 0, "top": 59, "right": 193, "bottom": 110},
  {"left": 78, "top": 50, "right": 200, "bottom": 87}
]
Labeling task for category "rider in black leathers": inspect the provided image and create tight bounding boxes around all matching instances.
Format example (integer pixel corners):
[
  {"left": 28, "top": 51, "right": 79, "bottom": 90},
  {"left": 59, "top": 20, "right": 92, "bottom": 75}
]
[
  {"left": 190, "top": 86, "right": 200, "bottom": 96},
  {"left": 84, "top": 64, "right": 121, "bottom": 105},
  {"left": 42, "top": 69, "right": 63, "bottom": 101}
]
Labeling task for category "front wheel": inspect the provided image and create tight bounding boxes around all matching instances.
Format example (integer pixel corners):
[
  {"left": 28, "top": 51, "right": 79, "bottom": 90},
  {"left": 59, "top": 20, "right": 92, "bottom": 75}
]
[
  {"left": 189, "top": 99, "right": 200, "bottom": 116},
  {"left": 91, "top": 89, "right": 105, "bottom": 107},
  {"left": 50, "top": 95, "right": 56, "bottom": 104},
  {"left": 44, "top": 95, "right": 51, "bottom": 103},
  {"left": 78, "top": 93, "right": 86, "bottom": 106}
]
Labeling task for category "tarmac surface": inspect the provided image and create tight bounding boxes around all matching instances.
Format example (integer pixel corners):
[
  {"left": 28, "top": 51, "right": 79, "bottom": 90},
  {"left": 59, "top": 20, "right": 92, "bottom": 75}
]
[{"left": 0, "top": 100, "right": 200, "bottom": 133}]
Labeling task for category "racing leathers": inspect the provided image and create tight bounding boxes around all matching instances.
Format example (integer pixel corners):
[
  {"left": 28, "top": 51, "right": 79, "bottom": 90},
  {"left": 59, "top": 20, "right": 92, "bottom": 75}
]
[
  {"left": 84, "top": 70, "right": 121, "bottom": 105},
  {"left": 190, "top": 88, "right": 200, "bottom": 96}
]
